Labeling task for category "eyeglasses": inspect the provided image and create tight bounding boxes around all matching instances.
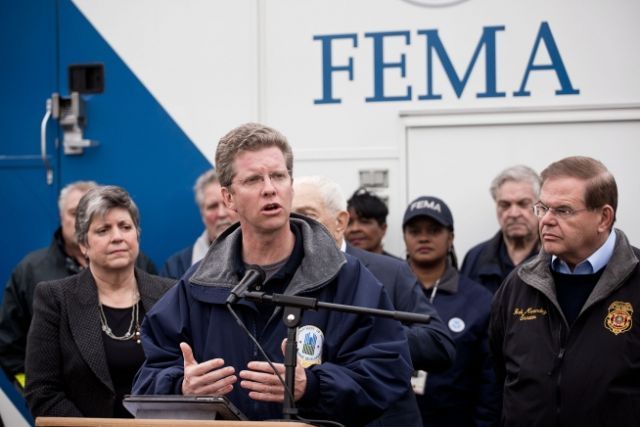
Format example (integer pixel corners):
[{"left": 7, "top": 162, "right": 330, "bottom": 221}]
[
  {"left": 233, "top": 171, "right": 290, "bottom": 189},
  {"left": 532, "top": 202, "right": 590, "bottom": 219}
]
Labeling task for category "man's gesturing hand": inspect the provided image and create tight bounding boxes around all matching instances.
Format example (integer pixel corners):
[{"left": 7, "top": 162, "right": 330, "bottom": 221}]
[
  {"left": 180, "top": 342, "right": 237, "bottom": 395},
  {"left": 238, "top": 339, "right": 307, "bottom": 402}
]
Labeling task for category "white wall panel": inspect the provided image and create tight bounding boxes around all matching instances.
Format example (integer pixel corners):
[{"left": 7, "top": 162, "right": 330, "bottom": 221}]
[{"left": 405, "top": 107, "right": 640, "bottom": 259}]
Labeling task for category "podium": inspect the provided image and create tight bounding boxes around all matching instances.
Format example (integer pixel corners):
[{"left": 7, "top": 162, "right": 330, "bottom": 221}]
[{"left": 36, "top": 418, "right": 309, "bottom": 427}]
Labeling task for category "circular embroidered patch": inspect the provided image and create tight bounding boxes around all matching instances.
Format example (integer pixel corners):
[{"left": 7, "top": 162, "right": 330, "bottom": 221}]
[
  {"left": 448, "top": 317, "right": 465, "bottom": 333},
  {"left": 296, "top": 325, "right": 324, "bottom": 368}
]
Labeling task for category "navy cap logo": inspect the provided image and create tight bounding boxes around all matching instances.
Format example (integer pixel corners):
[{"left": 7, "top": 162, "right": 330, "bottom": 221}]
[{"left": 410, "top": 199, "right": 441, "bottom": 213}]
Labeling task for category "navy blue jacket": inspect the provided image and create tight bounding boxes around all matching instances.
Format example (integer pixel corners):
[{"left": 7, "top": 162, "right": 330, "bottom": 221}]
[
  {"left": 346, "top": 245, "right": 455, "bottom": 372},
  {"left": 461, "top": 231, "right": 538, "bottom": 294},
  {"left": 416, "top": 263, "right": 500, "bottom": 427},
  {"left": 133, "top": 217, "right": 413, "bottom": 426},
  {"left": 159, "top": 245, "right": 192, "bottom": 279},
  {"left": 347, "top": 244, "right": 455, "bottom": 427}
]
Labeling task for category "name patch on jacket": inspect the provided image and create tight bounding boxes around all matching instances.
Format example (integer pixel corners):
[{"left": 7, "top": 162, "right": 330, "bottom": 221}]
[
  {"left": 604, "top": 301, "right": 633, "bottom": 335},
  {"left": 296, "top": 325, "right": 324, "bottom": 368},
  {"left": 513, "top": 307, "right": 547, "bottom": 321}
]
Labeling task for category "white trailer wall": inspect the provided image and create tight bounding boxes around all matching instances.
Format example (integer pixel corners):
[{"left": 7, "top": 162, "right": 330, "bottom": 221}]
[
  {"left": 403, "top": 106, "right": 640, "bottom": 260},
  {"left": 75, "top": 0, "right": 640, "bottom": 257}
]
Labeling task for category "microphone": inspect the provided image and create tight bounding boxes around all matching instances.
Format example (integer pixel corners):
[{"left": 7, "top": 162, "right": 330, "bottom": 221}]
[{"left": 226, "top": 265, "right": 266, "bottom": 304}]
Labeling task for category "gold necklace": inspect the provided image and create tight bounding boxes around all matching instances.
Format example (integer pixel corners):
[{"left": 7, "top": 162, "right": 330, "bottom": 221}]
[{"left": 97, "top": 290, "right": 141, "bottom": 344}]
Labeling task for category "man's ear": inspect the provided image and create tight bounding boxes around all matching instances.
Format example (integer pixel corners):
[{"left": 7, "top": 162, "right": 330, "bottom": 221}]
[
  {"left": 336, "top": 210, "right": 349, "bottom": 235},
  {"left": 221, "top": 187, "right": 237, "bottom": 212},
  {"left": 598, "top": 205, "right": 615, "bottom": 233}
]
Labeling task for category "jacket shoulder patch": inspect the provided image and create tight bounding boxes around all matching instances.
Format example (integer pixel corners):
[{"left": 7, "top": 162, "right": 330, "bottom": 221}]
[{"left": 297, "top": 325, "right": 324, "bottom": 367}]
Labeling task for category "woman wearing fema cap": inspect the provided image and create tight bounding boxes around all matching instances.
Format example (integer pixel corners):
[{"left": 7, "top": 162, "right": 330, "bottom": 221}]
[{"left": 402, "top": 196, "right": 500, "bottom": 427}]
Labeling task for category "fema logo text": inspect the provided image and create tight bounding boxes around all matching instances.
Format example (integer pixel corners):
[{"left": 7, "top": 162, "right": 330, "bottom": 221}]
[
  {"left": 411, "top": 200, "right": 441, "bottom": 212},
  {"left": 313, "top": 22, "right": 579, "bottom": 104}
]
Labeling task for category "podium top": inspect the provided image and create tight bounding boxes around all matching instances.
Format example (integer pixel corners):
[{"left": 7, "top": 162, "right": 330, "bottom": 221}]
[{"left": 36, "top": 417, "right": 310, "bottom": 427}]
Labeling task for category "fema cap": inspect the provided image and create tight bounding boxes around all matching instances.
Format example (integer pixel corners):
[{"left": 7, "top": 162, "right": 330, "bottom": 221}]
[{"left": 403, "top": 196, "right": 454, "bottom": 230}]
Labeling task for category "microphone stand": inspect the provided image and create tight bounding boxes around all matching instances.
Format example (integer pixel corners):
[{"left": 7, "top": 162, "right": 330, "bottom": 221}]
[{"left": 242, "top": 291, "right": 431, "bottom": 421}]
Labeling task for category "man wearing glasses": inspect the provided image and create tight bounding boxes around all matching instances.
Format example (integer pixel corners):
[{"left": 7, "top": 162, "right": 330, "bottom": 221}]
[
  {"left": 133, "top": 123, "right": 413, "bottom": 425},
  {"left": 489, "top": 156, "right": 640, "bottom": 426}
]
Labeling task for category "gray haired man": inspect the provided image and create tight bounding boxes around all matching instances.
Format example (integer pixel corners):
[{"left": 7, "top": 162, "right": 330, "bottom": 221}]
[{"left": 461, "top": 165, "right": 541, "bottom": 293}]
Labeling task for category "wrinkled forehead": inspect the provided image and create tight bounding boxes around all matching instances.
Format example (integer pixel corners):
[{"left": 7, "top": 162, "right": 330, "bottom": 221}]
[
  {"left": 232, "top": 146, "right": 288, "bottom": 175},
  {"left": 539, "top": 176, "right": 587, "bottom": 204},
  {"left": 62, "top": 189, "right": 88, "bottom": 213},
  {"left": 293, "top": 184, "right": 325, "bottom": 210},
  {"left": 496, "top": 180, "right": 537, "bottom": 201},
  {"left": 202, "top": 182, "right": 224, "bottom": 201}
]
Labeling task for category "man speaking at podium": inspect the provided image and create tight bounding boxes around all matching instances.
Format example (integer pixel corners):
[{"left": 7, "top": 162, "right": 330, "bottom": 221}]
[{"left": 133, "top": 123, "right": 413, "bottom": 426}]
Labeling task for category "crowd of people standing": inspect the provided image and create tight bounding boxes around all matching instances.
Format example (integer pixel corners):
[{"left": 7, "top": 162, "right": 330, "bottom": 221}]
[{"left": 0, "top": 122, "right": 637, "bottom": 427}]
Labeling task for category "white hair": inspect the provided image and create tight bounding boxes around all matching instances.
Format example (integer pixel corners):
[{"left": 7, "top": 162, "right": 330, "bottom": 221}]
[
  {"left": 193, "top": 169, "right": 219, "bottom": 208},
  {"left": 58, "top": 180, "right": 98, "bottom": 217},
  {"left": 294, "top": 175, "right": 346, "bottom": 214}
]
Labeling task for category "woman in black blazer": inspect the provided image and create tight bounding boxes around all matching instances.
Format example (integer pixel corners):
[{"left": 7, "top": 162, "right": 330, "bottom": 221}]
[{"left": 25, "top": 186, "right": 174, "bottom": 418}]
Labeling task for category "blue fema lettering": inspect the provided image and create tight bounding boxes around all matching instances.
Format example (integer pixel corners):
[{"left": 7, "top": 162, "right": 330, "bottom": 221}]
[
  {"left": 364, "top": 31, "right": 413, "bottom": 102},
  {"left": 313, "top": 33, "right": 358, "bottom": 105},
  {"left": 513, "top": 22, "right": 580, "bottom": 97},
  {"left": 313, "top": 22, "right": 579, "bottom": 104},
  {"left": 417, "top": 25, "right": 506, "bottom": 100}
]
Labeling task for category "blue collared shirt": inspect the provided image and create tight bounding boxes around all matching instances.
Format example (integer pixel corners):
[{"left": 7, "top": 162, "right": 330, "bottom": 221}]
[{"left": 551, "top": 230, "right": 616, "bottom": 274}]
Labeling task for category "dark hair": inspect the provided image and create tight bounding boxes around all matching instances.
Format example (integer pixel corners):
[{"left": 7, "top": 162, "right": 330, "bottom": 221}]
[
  {"left": 347, "top": 188, "right": 388, "bottom": 226},
  {"left": 541, "top": 156, "right": 617, "bottom": 221},
  {"left": 75, "top": 185, "right": 141, "bottom": 246},
  {"left": 215, "top": 123, "right": 293, "bottom": 188},
  {"left": 449, "top": 246, "right": 458, "bottom": 270}
]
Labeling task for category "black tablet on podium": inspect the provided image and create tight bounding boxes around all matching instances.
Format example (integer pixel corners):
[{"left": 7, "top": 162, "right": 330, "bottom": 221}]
[{"left": 123, "top": 395, "right": 248, "bottom": 421}]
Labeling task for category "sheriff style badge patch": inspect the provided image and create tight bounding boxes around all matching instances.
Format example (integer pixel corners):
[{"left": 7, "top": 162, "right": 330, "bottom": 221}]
[{"left": 604, "top": 301, "right": 633, "bottom": 335}]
